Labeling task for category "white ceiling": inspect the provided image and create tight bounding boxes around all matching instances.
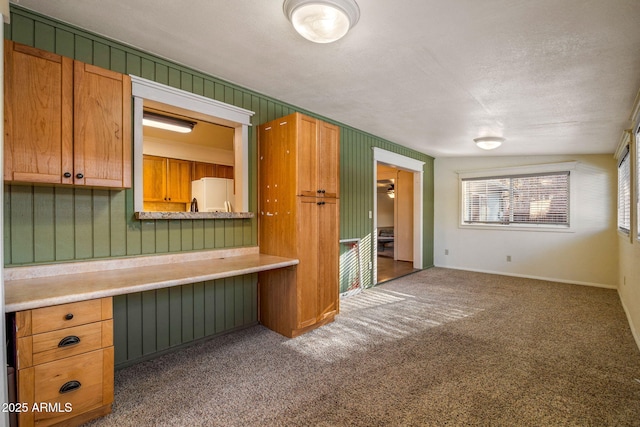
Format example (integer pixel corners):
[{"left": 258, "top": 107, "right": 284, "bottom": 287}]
[{"left": 11, "top": 0, "right": 640, "bottom": 157}]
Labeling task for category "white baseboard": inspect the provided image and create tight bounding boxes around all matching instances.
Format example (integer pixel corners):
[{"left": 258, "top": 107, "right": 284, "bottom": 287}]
[
  {"left": 433, "top": 264, "right": 617, "bottom": 289},
  {"left": 619, "top": 296, "right": 640, "bottom": 353}
]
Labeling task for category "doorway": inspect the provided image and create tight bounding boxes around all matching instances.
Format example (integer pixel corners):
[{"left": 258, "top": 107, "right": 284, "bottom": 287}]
[{"left": 372, "top": 148, "right": 425, "bottom": 285}]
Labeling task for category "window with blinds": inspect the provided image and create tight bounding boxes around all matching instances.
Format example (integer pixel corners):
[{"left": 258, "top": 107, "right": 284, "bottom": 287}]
[
  {"left": 462, "top": 172, "right": 570, "bottom": 227},
  {"left": 618, "top": 147, "right": 631, "bottom": 233}
]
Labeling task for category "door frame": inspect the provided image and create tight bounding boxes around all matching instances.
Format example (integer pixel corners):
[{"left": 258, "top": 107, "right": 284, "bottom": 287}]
[{"left": 372, "top": 148, "right": 424, "bottom": 284}]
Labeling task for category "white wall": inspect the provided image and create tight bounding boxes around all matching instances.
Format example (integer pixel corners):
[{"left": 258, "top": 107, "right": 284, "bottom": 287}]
[
  {"left": 619, "top": 237, "right": 640, "bottom": 348},
  {"left": 434, "top": 154, "right": 618, "bottom": 288}
]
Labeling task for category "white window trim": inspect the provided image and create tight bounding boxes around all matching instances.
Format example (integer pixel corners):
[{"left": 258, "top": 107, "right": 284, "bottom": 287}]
[
  {"left": 131, "top": 76, "right": 254, "bottom": 213},
  {"left": 615, "top": 130, "right": 632, "bottom": 240},
  {"left": 457, "top": 161, "right": 578, "bottom": 232}
]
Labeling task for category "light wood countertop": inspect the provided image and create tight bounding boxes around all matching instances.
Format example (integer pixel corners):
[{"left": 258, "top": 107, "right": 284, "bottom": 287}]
[{"left": 4, "top": 247, "right": 298, "bottom": 312}]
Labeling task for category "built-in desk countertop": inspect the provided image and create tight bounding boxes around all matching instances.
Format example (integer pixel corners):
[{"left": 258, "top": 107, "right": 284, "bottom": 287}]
[{"left": 4, "top": 247, "right": 298, "bottom": 312}]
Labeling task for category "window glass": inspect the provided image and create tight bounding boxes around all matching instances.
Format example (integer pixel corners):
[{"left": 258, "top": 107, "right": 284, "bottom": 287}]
[
  {"left": 462, "top": 172, "right": 570, "bottom": 227},
  {"left": 618, "top": 147, "right": 631, "bottom": 233}
]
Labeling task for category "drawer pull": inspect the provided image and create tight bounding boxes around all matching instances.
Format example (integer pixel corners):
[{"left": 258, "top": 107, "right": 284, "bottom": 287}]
[
  {"left": 58, "top": 335, "right": 81, "bottom": 347},
  {"left": 59, "top": 380, "right": 81, "bottom": 394},
  {"left": 64, "top": 313, "right": 74, "bottom": 321}
]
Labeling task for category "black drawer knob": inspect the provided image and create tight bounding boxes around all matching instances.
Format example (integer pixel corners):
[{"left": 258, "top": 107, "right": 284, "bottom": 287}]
[
  {"left": 63, "top": 172, "right": 72, "bottom": 178},
  {"left": 76, "top": 173, "right": 84, "bottom": 179},
  {"left": 59, "top": 380, "right": 81, "bottom": 394},
  {"left": 58, "top": 335, "right": 81, "bottom": 348},
  {"left": 64, "top": 313, "right": 74, "bottom": 321}
]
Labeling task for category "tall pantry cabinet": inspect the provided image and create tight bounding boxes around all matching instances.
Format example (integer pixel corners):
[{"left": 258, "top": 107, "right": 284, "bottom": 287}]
[{"left": 258, "top": 112, "right": 340, "bottom": 338}]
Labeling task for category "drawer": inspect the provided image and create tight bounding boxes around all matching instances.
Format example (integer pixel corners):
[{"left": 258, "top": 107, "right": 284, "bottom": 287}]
[
  {"left": 16, "top": 298, "right": 113, "bottom": 336},
  {"left": 18, "top": 348, "right": 114, "bottom": 426},
  {"left": 32, "top": 300, "right": 104, "bottom": 334},
  {"left": 17, "top": 320, "right": 114, "bottom": 368}
]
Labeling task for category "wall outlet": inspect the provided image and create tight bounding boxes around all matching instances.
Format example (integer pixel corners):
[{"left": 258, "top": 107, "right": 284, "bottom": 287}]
[
  {"left": 445, "top": 249, "right": 449, "bottom": 255},
  {"left": 506, "top": 255, "right": 512, "bottom": 262},
  {"left": 369, "top": 211, "right": 372, "bottom": 219},
  {"left": 368, "top": 261, "right": 372, "bottom": 270}
]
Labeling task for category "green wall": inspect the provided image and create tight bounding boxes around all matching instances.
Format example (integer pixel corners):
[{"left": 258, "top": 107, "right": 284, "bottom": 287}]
[{"left": 4, "top": 6, "right": 434, "bottom": 367}]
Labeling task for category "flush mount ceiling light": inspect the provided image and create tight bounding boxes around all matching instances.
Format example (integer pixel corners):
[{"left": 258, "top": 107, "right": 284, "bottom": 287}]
[
  {"left": 474, "top": 136, "right": 505, "bottom": 150},
  {"left": 283, "top": 0, "right": 360, "bottom": 43},
  {"left": 142, "top": 111, "right": 195, "bottom": 133}
]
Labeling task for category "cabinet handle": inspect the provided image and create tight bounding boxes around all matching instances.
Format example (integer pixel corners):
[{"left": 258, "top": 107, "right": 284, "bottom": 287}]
[
  {"left": 76, "top": 173, "right": 84, "bottom": 179},
  {"left": 59, "top": 380, "right": 81, "bottom": 394},
  {"left": 58, "top": 335, "right": 81, "bottom": 348},
  {"left": 64, "top": 313, "right": 74, "bottom": 321},
  {"left": 317, "top": 201, "right": 326, "bottom": 206},
  {"left": 322, "top": 189, "right": 326, "bottom": 193},
  {"left": 63, "top": 172, "right": 72, "bottom": 178},
  {"left": 317, "top": 189, "right": 322, "bottom": 193}
]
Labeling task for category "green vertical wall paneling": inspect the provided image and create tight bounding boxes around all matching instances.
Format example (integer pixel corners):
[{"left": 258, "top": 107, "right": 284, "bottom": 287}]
[{"left": 5, "top": 6, "right": 434, "bottom": 367}]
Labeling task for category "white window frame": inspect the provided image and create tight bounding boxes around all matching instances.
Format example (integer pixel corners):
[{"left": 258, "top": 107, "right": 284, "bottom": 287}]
[
  {"left": 618, "top": 145, "right": 631, "bottom": 235},
  {"left": 130, "top": 76, "right": 254, "bottom": 213},
  {"left": 458, "top": 162, "right": 577, "bottom": 232}
]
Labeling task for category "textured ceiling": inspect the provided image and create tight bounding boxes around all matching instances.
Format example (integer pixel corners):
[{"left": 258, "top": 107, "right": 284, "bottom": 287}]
[{"left": 10, "top": 0, "right": 640, "bottom": 157}]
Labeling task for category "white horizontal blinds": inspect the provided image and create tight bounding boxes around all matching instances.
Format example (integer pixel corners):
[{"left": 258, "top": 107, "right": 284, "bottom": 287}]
[
  {"left": 618, "top": 147, "right": 631, "bottom": 233},
  {"left": 637, "top": 128, "right": 640, "bottom": 238},
  {"left": 462, "top": 172, "right": 570, "bottom": 226}
]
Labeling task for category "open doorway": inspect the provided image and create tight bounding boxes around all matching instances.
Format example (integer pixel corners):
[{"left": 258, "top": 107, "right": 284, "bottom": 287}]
[
  {"left": 373, "top": 148, "right": 425, "bottom": 285},
  {"left": 376, "top": 165, "right": 419, "bottom": 283}
]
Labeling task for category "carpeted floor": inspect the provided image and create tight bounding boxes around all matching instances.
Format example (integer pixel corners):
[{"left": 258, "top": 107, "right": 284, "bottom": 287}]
[{"left": 86, "top": 268, "right": 640, "bottom": 426}]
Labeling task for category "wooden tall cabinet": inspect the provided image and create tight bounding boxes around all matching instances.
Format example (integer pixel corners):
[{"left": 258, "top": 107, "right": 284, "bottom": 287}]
[
  {"left": 258, "top": 112, "right": 340, "bottom": 338},
  {"left": 4, "top": 40, "right": 131, "bottom": 188}
]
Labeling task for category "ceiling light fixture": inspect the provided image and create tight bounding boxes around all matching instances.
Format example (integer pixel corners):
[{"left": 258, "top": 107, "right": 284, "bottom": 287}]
[
  {"left": 283, "top": 0, "right": 360, "bottom": 43},
  {"left": 142, "top": 112, "right": 195, "bottom": 133},
  {"left": 387, "top": 184, "right": 395, "bottom": 199},
  {"left": 474, "top": 136, "right": 505, "bottom": 150}
]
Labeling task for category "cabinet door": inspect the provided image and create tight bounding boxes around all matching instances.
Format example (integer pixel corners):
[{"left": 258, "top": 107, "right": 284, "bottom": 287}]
[
  {"left": 192, "top": 162, "right": 216, "bottom": 181},
  {"left": 317, "top": 198, "right": 339, "bottom": 320},
  {"left": 4, "top": 40, "right": 73, "bottom": 184},
  {"left": 217, "top": 165, "right": 234, "bottom": 179},
  {"left": 166, "top": 158, "right": 192, "bottom": 203},
  {"left": 318, "top": 121, "right": 340, "bottom": 198},
  {"left": 296, "top": 197, "right": 319, "bottom": 329},
  {"left": 296, "top": 114, "right": 319, "bottom": 197},
  {"left": 74, "top": 62, "right": 131, "bottom": 188},
  {"left": 142, "top": 155, "right": 166, "bottom": 202}
]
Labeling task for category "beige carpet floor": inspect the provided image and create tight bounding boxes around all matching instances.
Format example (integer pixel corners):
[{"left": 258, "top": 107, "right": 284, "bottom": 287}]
[{"left": 86, "top": 268, "right": 640, "bottom": 426}]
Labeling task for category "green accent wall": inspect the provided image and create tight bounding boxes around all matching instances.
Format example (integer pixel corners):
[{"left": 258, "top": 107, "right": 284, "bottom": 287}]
[{"left": 4, "top": 6, "right": 434, "bottom": 367}]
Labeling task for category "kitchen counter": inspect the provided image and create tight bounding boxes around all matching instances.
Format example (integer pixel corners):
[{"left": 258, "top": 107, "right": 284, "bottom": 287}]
[{"left": 4, "top": 247, "right": 297, "bottom": 312}]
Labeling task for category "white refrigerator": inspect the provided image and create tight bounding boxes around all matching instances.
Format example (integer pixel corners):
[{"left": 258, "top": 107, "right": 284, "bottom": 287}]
[{"left": 191, "top": 178, "right": 235, "bottom": 212}]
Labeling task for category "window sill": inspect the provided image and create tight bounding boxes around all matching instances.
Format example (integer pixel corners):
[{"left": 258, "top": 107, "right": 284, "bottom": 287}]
[
  {"left": 459, "top": 223, "right": 573, "bottom": 233},
  {"left": 135, "top": 211, "right": 254, "bottom": 220}
]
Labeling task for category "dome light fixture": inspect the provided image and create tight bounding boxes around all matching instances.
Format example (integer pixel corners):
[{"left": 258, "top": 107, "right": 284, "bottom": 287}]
[
  {"left": 474, "top": 136, "right": 505, "bottom": 150},
  {"left": 283, "top": 0, "right": 360, "bottom": 43}
]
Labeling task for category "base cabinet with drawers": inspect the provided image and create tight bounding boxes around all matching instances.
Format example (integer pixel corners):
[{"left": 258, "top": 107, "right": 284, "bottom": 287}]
[{"left": 13, "top": 298, "right": 114, "bottom": 427}]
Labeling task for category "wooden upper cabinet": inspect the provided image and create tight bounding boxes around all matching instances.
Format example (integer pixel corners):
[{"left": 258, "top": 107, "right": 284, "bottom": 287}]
[
  {"left": 4, "top": 41, "right": 73, "bottom": 184},
  {"left": 73, "top": 62, "right": 131, "bottom": 188},
  {"left": 3, "top": 40, "right": 131, "bottom": 189},
  {"left": 279, "top": 113, "right": 339, "bottom": 198},
  {"left": 192, "top": 162, "right": 234, "bottom": 181},
  {"left": 166, "top": 158, "right": 192, "bottom": 203},
  {"left": 317, "top": 120, "right": 340, "bottom": 198},
  {"left": 143, "top": 155, "right": 191, "bottom": 203},
  {"left": 192, "top": 162, "right": 216, "bottom": 181},
  {"left": 142, "top": 155, "right": 167, "bottom": 202}
]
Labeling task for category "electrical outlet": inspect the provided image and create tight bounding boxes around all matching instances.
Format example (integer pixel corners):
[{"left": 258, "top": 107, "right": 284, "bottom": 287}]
[
  {"left": 506, "top": 255, "right": 512, "bottom": 262},
  {"left": 445, "top": 249, "right": 449, "bottom": 255},
  {"left": 369, "top": 211, "right": 372, "bottom": 219},
  {"left": 368, "top": 261, "right": 372, "bottom": 270}
]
